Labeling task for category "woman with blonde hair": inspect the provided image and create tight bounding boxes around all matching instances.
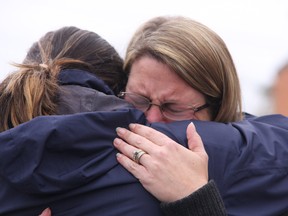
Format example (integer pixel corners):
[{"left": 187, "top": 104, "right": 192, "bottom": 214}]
[
  {"left": 123, "top": 16, "right": 242, "bottom": 123},
  {"left": 114, "top": 16, "right": 288, "bottom": 216}
]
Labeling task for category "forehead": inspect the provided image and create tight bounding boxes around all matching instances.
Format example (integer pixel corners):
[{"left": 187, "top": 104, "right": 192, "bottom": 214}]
[
  {"left": 127, "top": 56, "right": 187, "bottom": 90},
  {"left": 126, "top": 56, "right": 204, "bottom": 104}
]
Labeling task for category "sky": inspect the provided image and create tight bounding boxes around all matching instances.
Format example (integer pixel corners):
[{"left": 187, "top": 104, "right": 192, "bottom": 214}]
[{"left": 1, "top": 0, "right": 288, "bottom": 115}]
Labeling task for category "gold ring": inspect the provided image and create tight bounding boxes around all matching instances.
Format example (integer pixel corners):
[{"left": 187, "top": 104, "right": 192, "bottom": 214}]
[{"left": 133, "top": 149, "right": 147, "bottom": 164}]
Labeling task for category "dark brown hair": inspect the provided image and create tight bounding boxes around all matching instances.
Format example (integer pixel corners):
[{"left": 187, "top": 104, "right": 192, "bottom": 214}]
[{"left": 0, "top": 26, "right": 127, "bottom": 131}]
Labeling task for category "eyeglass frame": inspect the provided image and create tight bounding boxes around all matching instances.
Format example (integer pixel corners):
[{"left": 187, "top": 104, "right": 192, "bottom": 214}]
[{"left": 118, "top": 91, "right": 209, "bottom": 121}]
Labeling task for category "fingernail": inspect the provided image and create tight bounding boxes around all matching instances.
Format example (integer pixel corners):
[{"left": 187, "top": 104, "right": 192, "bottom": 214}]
[
  {"left": 39, "top": 208, "right": 51, "bottom": 216},
  {"left": 116, "top": 127, "right": 125, "bottom": 135},
  {"left": 116, "top": 153, "right": 122, "bottom": 158},
  {"left": 113, "top": 138, "right": 121, "bottom": 146},
  {"left": 129, "top": 123, "right": 136, "bottom": 130},
  {"left": 190, "top": 122, "right": 196, "bottom": 130}
]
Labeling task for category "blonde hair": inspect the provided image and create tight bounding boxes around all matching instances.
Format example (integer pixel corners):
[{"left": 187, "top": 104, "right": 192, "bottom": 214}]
[
  {"left": 124, "top": 16, "right": 242, "bottom": 123},
  {"left": 0, "top": 26, "right": 125, "bottom": 131}
]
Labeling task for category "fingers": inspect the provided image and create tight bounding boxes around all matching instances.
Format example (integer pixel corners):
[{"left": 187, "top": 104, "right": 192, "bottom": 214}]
[
  {"left": 113, "top": 130, "right": 151, "bottom": 181},
  {"left": 115, "top": 126, "right": 155, "bottom": 153},
  {"left": 128, "top": 124, "right": 172, "bottom": 146},
  {"left": 186, "top": 122, "right": 208, "bottom": 156},
  {"left": 115, "top": 152, "right": 147, "bottom": 180},
  {"left": 113, "top": 137, "right": 150, "bottom": 165}
]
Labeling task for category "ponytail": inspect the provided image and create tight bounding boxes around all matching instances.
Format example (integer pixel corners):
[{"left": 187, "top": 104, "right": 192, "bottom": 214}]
[{"left": 0, "top": 63, "right": 59, "bottom": 131}]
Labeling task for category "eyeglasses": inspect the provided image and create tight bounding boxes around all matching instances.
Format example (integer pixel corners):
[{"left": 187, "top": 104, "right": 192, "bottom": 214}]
[{"left": 118, "top": 91, "right": 209, "bottom": 121}]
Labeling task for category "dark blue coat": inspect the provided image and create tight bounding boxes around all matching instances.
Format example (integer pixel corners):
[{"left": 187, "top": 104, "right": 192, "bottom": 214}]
[{"left": 1, "top": 70, "right": 288, "bottom": 216}]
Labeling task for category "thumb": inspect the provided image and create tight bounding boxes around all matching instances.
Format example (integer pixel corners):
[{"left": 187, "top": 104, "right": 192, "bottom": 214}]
[
  {"left": 186, "top": 122, "right": 205, "bottom": 153},
  {"left": 39, "top": 208, "right": 51, "bottom": 216}
]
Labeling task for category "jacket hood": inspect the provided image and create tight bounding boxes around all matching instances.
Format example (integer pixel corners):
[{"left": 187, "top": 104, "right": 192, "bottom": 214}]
[{"left": 58, "top": 69, "right": 114, "bottom": 95}]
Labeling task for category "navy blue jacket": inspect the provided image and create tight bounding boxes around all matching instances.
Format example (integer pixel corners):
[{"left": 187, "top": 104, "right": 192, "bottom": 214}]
[{"left": 1, "top": 70, "right": 288, "bottom": 215}]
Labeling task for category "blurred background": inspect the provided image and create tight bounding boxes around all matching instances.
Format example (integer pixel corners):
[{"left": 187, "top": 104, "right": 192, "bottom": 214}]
[{"left": 1, "top": 0, "right": 288, "bottom": 116}]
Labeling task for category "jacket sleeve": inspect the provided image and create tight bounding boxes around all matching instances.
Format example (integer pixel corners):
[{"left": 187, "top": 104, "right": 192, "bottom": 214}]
[
  {"left": 219, "top": 115, "right": 288, "bottom": 216},
  {"left": 160, "top": 180, "right": 227, "bottom": 216}
]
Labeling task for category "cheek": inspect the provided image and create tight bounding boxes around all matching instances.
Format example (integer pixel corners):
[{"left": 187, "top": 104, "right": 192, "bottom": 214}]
[{"left": 123, "top": 96, "right": 133, "bottom": 104}]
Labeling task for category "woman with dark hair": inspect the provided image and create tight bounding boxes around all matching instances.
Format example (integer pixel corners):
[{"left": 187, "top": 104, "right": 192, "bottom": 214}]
[
  {"left": 0, "top": 26, "right": 164, "bottom": 216},
  {"left": 0, "top": 26, "right": 128, "bottom": 132}
]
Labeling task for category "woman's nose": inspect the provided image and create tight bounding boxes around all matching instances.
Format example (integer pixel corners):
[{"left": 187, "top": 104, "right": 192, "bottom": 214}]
[{"left": 145, "top": 105, "right": 168, "bottom": 123}]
